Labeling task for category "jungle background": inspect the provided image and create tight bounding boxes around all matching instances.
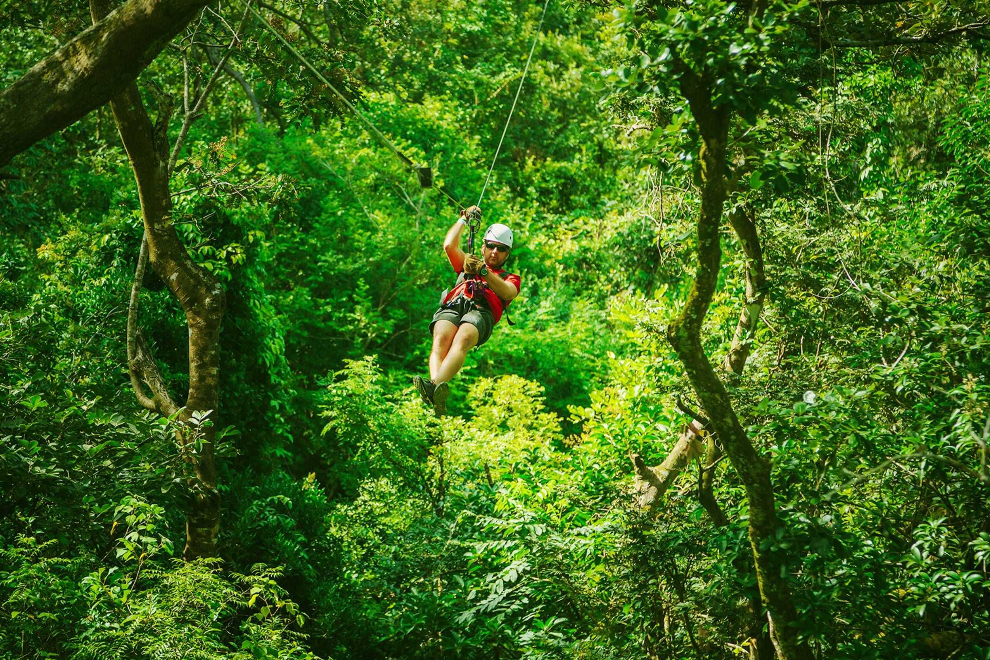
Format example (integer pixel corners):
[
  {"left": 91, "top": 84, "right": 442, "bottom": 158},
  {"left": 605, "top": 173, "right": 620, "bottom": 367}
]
[{"left": 1, "top": 0, "right": 989, "bottom": 658}]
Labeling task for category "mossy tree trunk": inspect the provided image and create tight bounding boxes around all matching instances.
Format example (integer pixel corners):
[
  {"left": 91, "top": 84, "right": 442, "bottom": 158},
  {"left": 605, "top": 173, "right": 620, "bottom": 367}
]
[
  {"left": 91, "top": 0, "right": 225, "bottom": 561},
  {"left": 664, "top": 71, "right": 812, "bottom": 660}
]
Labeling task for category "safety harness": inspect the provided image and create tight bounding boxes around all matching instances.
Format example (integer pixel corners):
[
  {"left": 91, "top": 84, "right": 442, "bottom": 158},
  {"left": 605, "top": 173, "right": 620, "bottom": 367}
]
[{"left": 440, "top": 269, "right": 516, "bottom": 326}]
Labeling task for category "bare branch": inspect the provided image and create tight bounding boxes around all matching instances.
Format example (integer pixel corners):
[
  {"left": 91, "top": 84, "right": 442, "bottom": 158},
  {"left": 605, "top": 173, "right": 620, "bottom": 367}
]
[
  {"left": 169, "top": 1, "right": 254, "bottom": 174},
  {"left": 202, "top": 47, "right": 263, "bottom": 126},
  {"left": 832, "top": 22, "right": 990, "bottom": 48},
  {"left": 257, "top": 1, "right": 327, "bottom": 48}
]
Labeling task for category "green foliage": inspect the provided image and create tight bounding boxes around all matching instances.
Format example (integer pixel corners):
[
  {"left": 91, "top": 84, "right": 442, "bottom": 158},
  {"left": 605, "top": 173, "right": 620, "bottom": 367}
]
[
  {"left": 3, "top": 0, "right": 990, "bottom": 658},
  {"left": 0, "top": 537, "right": 90, "bottom": 657},
  {"left": 76, "top": 558, "right": 319, "bottom": 660}
]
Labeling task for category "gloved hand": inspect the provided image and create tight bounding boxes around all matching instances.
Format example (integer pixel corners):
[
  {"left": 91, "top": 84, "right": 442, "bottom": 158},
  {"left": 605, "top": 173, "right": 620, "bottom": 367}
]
[
  {"left": 463, "top": 254, "right": 484, "bottom": 275},
  {"left": 464, "top": 205, "right": 482, "bottom": 226}
]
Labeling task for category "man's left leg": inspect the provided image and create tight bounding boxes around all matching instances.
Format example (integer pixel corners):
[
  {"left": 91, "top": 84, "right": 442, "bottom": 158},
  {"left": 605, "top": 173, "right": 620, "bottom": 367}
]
[{"left": 434, "top": 323, "right": 479, "bottom": 385}]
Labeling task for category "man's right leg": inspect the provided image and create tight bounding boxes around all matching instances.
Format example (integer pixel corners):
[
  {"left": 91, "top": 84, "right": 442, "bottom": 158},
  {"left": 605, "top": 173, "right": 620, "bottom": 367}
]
[
  {"left": 429, "top": 320, "right": 458, "bottom": 381},
  {"left": 430, "top": 324, "right": 479, "bottom": 417}
]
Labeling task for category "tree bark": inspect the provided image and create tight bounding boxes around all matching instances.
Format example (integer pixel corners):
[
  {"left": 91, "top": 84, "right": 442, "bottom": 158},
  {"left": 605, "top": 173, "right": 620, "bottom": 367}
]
[
  {"left": 632, "top": 206, "right": 765, "bottom": 524},
  {"left": 631, "top": 428, "right": 706, "bottom": 510},
  {"left": 663, "top": 73, "right": 812, "bottom": 660},
  {"left": 92, "top": 0, "right": 225, "bottom": 561},
  {"left": 0, "top": 0, "right": 211, "bottom": 169}
]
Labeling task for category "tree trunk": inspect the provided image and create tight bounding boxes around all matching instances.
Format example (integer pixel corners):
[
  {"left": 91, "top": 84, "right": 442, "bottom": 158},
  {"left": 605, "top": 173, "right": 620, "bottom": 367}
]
[
  {"left": 664, "top": 76, "right": 811, "bottom": 660},
  {"left": 697, "top": 204, "right": 768, "bottom": 526},
  {"left": 633, "top": 200, "right": 773, "bottom": 653},
  {"left": 92, "top": 0, "right": 224, "bottom": 561},
  {"left": 0, "top": 0, "right": 211, "bottom": 169},
  {"left": 632, "top": 205, "right": 766, "bottom": 526}
]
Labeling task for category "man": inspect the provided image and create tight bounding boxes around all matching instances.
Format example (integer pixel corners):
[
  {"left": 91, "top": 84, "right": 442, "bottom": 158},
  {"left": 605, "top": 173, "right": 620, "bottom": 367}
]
[{"left": 414, "top": 206, "right": 521, "bottom": 416}]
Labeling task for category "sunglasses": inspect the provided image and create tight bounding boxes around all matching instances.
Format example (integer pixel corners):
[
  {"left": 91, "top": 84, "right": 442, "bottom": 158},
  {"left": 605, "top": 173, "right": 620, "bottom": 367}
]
[{"left": 484, "top": 241, "right": 510, "bottom": 254}]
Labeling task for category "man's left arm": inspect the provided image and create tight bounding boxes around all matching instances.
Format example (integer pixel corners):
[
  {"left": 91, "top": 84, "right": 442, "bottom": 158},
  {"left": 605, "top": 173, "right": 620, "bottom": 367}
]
[{"left": 482, "top": 271, "right": 519, "bottom": 302}]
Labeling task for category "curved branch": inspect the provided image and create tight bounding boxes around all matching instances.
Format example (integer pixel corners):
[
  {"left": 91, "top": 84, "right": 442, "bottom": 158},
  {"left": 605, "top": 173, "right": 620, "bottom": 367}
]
[
  {"left": 698, "top": 438, "right": 730, "bottom": 526},
  {"left": 203, "top": 47, "right": 264, "bottom": 126},
  {"left": 127, "top": 235, "right": 179, "bottom": 416},
  {"left": 127, "top": 235, "right": 157, "bottom": 412},
  {"left": 127, "top": 235, "right": 159, "bottom": 412},
  {"left": 0, "top": 0, "right": 211, "bottom": 169},
  {"left": 724, "top": 206, "right": 767, "bottom": 375}
]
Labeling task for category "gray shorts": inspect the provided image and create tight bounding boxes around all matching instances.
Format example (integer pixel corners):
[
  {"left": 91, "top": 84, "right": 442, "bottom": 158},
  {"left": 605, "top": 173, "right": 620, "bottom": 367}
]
[{"left": 430, "top": 297, "right": 494, "bottom": 347}]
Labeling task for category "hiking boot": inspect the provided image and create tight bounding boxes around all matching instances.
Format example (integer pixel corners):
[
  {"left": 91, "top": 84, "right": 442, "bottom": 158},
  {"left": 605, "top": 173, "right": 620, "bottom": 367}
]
[
  {"left": 432, "top": 382, "right": 449, "bottom": 417},
  {"left": 413, "top": 376, "right": 436, "bottom": 407}
]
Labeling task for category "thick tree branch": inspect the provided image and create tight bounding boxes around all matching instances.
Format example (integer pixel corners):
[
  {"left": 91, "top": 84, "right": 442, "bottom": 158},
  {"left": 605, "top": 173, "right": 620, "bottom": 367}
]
[{"left": 0, "top": 0, "right": 211, "bottom": 169}]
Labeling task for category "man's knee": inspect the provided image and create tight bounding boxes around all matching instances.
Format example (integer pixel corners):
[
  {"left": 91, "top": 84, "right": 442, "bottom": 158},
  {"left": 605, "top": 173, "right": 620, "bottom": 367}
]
[
  {"left": 432, "top": 321, "right": 457, "bottom": 347},
  {"left": 452, "top": 324, "right": 479, "bottom": 350}
]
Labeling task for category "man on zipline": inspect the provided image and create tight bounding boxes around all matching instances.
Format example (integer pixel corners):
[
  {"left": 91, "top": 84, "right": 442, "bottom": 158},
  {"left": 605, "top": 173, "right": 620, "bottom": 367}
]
[{"left": 414, "top": 206, "right": 520, "bottom": 416}]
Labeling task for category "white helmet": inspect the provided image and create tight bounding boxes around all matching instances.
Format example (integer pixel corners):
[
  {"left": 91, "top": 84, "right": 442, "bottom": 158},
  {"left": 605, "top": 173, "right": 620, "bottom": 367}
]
[{"left": 483, "top": 223, "right": 513, "bottom": 249}]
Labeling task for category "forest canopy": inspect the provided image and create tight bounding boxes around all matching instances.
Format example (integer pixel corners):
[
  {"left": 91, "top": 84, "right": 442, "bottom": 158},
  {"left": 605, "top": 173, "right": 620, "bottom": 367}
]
[{"left": 1, "top": 0, "right": 989, "bottom": 659}]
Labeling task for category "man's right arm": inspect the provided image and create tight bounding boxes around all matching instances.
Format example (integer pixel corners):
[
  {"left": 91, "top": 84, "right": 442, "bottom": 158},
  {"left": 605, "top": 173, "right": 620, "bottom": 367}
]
[{"left": 443, "top": 217, "right": 468, "bottom": 272}]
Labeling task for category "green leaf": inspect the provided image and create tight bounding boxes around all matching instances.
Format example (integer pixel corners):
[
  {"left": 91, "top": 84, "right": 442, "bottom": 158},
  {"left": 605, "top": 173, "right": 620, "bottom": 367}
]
[{"left": 750, "top": 170, "right": 764, "bottom": 190}]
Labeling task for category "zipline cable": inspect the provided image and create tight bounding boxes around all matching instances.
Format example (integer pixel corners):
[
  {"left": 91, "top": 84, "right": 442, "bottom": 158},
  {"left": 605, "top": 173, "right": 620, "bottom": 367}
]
[
  {"left": 250, "top": 6, "right": 465, "bottom": 210},
  {"left": 477, "top": 0, "right": 552, "bottom": 207}
]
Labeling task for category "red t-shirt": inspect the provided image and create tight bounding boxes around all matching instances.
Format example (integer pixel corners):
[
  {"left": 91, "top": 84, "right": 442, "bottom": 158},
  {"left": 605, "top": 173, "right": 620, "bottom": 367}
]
[{"left": 443, "top": 266, "right": 520, "bottom": 324}]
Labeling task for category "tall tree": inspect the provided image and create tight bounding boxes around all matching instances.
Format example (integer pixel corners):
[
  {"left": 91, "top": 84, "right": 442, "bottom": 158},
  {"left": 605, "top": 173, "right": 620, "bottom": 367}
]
[
  {"left": 613, "top": 1, "right": 814, "bottom": 657},
  {"left": 90, "top": 0, "right": 237, "bottom": 560}
]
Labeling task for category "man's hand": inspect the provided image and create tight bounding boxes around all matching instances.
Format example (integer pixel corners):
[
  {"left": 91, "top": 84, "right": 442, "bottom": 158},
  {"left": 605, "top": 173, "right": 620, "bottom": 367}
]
[
  {"left": 462, "top": 205, "right": 482, "bottom": 227},
  {"left": 463, "top": 254, "right": 483, "bottom": 275}
]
